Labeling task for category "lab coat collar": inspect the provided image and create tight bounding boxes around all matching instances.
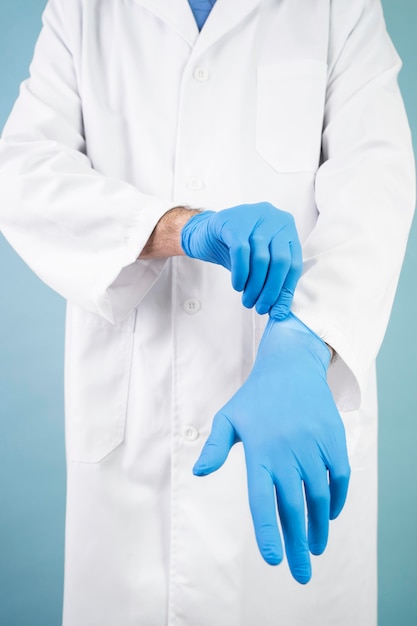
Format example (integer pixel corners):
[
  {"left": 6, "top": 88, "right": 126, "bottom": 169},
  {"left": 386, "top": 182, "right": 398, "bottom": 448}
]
[{"left": 133, "top": 0, "right": 262, "bottom": 51}]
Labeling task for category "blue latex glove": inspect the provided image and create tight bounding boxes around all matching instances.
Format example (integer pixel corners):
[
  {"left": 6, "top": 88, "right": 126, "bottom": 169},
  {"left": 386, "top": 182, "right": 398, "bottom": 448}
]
[
  {"left": 181, "top": 202, "right": 302, "bottom": 320},
  {"left": 193, "top": 314, "right": 350, "bottom": 584}
]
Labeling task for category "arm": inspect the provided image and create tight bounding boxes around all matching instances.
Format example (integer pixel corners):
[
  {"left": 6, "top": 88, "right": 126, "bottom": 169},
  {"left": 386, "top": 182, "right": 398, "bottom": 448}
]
[
  {"left": 142, "top": 201, "right": 303, "bottom": 319},
  {"left": 0, "top": 0, "right": 171, "bottom": 324},
  {"left": 292, "top": 0, "right": 415, "bottom": 410},
  {"left": 0, "top": 0, "right": 300, "bottom": 323},
  {"left": 193, "top": 0, "right": 415, "bottom": 583},
  {"left": 139, "top": 207, "right": 200, "bottom": 259}
]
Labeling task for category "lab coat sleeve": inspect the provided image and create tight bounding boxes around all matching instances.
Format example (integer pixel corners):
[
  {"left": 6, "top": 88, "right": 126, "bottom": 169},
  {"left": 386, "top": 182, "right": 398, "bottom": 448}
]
[
  {"left": 292, "top": 0, "right": 416, "bottom": 411},
  {"left": 0, "top": 0, "right": 170, "bottom": 324}
]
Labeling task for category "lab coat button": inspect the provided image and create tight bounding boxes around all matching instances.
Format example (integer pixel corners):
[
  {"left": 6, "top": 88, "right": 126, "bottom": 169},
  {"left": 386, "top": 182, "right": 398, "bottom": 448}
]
[
  {"left": 193, "top": 67, "right": 210, "bottom": 82},
  {"left": 186, "top": 176, "right": 204, "bottom": 191},
  {"left": 183, "top": 298, "right": 201, "bottom": 314},
  {"left": 184, "top": 425, "right": 199, "bottom": 442}
]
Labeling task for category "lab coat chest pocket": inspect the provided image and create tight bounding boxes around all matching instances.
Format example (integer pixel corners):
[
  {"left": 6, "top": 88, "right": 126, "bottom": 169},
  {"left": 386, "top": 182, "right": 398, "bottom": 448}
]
[
  {"left": 65, "top": 307, "right": 136, "bottom": 463},
  {"left": 256, "top": 61, "right": 327, "bottom": 173}
]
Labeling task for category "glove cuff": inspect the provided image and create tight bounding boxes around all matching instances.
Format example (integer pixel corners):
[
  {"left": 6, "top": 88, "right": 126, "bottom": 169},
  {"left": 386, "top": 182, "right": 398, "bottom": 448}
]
[
  {"left": 180, "top": 210, "right": 215, "bottom": 258},
  {"left": 262, "top": 313, "right": 332, "bottom": 368}
]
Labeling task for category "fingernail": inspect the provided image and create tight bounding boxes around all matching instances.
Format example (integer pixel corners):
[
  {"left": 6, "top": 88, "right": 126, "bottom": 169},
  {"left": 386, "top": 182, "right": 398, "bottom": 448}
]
[
  {"left": 192, "top": 462, "right": 207, "bottom": 476},
  {"left": 293, "top": 564, "right": 312, "bottom": 585},
  {"left": 296, "top": 570, "right": 311, "bottom": 585},
  {"left": 270, "top": 306, "right": 289, "bottom": 321},
  {"left": 264, "top": 552, "right": 282, "bottom": 566},
  {"left": 256, "top": 304, "right": 269, "bottom": 315}
]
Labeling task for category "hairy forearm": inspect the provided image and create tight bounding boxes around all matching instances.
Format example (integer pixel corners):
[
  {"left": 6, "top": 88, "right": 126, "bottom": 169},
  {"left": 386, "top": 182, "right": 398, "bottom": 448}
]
[{"left": 139, "top": 206, "right": 201, "bottom": 259}]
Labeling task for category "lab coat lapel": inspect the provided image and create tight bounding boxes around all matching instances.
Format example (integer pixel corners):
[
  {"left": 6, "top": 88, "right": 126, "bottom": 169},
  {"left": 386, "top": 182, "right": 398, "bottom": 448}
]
[
  {"left": 193, "top": 0, "right": 262, "bottom": 54},
  {"left": 132, "top": 0, "right": 199, "bottom": 47},
  {"left": 132, "top": 0, "right": 262, "bottom": 53}
]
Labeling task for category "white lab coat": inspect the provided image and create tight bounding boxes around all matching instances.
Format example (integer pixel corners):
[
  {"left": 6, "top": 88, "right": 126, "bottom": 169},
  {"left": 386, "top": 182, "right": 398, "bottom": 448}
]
[{"left": 0, "top": 0, "right": 415, "bottom": 624}]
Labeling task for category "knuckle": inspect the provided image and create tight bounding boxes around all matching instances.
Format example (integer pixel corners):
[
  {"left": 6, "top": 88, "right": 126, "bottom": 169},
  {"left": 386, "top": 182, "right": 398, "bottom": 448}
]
[
  {"left": 259, "top": 201, "right": 274, "bottom": 214},
  {"left": 275, "top": 251, "right": 292, "bottom": 269},
  {"left": 230, "top": 239, "right": 250, "bottom": 255},
  {"left": 332, "top": 454, "right": 351, "bottom": 478},
  {"left": 274, "top": 209, "right": 295, "bottom": 228},
  {"left": 251, "top": 249, "right": 270, "bottom": 267},
  {"left": 249, "top": 231, "right": 267, "bottom": 246}
]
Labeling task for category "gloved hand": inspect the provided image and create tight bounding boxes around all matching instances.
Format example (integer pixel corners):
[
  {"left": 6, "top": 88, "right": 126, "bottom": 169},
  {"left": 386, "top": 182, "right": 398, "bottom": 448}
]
[
  {"left": 193, "top": 314, "right": 350, "bottom": 584},
  {"left": 181, "top": 202, "right": 302, "bottom": 320}
]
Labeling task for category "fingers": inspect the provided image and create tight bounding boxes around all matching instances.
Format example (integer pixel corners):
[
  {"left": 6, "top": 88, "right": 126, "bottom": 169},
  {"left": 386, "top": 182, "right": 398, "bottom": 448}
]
[
  {"left": 322, "top": 423, "right": 351, "bottom": 520},
  {"left": 193, "top": 412, "right": 237, "bottom": 477},
  {"left": 329, "top": 460, "right": 351, "bottom": 520},
  {"left": 219, "top": 205, "right": 302, "bottom": 315},
  {"left": 269, "top": 238, "right": 303, "bottom": 320},
  {"left": 246, "top": 461, "right": 283, "bottom": 566},
  {"left": 239, "top": 234, "right": 302, "bottom": 318},
  {"left": 251, "top": 235, "right": 292, "bottom": 315},
  {"left": 228, "top": 238, "right": 251, "bottom": 292},
  {"left": 241, "top": 234, "right": 272, "bottom": 309},
  {"left": 304, "top": 473, "right": 330, "bottom": 556},
  {"left": 247, "top": 459, "right": 340, "bottom": 584},
  {"left": 276, "top": 475, "right": 312, "bottom": 584}
]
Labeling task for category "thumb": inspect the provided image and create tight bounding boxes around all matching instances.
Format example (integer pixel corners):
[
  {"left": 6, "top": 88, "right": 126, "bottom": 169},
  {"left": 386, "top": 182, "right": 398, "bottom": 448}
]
[{"left": 193, "top": 412, "right": 237, "bottom": 476}]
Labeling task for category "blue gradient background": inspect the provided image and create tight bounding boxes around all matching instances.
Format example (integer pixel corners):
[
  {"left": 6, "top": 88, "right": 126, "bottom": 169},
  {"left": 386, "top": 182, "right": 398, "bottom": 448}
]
[{"left": 0, "top": 1, "right": 416, "bottom": 624}]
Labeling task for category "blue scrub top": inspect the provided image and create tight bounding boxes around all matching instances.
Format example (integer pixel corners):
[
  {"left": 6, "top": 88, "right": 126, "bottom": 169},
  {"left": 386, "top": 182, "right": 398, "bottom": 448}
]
[{"left": 187, "top": 0, "right": 217, "bottom": 31}]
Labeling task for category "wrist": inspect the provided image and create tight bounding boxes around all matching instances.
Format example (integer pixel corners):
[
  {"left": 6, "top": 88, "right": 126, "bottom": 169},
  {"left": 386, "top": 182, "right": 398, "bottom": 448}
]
[
  {"left": 260, "top": 314, "right": 332, "bottom": 368},
  {"left": 140, "top": 206, "right": 201, "bottom": 259},
  {"left": 276, "top": 314, "right": 336, "bottom": 365}
]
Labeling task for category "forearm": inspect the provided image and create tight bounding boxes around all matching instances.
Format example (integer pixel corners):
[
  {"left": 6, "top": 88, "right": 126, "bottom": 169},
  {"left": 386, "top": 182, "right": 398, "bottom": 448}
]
[{"left": 139, "top": 206, "right": 201, "bottom": 259}]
